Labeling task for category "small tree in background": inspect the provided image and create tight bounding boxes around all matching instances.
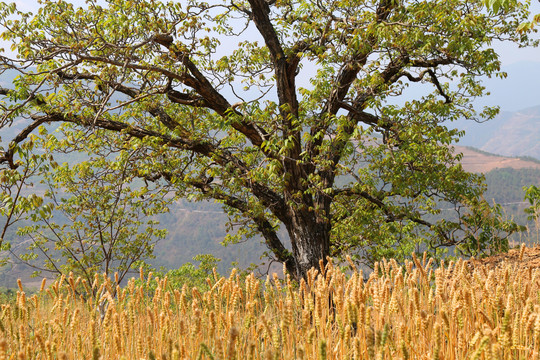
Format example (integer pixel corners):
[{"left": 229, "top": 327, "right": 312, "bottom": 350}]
[
  {"left": 13, "top": 129, "right": 170, "bottom": 286},
  {"left": 0, "top": 135, "right": 50, "bottom": 266},
  {"left": 524, "top": 185, "right": 540, "bottom": 242}
]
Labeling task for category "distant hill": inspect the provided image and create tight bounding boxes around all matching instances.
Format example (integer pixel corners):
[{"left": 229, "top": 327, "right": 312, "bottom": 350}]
[
  {"left": 455, "top": 105, "right": 540, "bottom": 160},
  {"left": 150, "top": 200, "right": 270, "bottom": 274},
  {"left": 483, "top": 167, "right": 540, "bottom": 204}
]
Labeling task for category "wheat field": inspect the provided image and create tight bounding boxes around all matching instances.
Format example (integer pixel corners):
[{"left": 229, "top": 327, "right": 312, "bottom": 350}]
[{"left": 2, "top": 249, "right": 540, "bottom": 359}]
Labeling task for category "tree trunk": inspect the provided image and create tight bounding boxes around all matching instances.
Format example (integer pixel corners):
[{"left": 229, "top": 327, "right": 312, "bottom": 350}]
[{"left": 285, "top": 210, "right": 331, "bottom": 281}]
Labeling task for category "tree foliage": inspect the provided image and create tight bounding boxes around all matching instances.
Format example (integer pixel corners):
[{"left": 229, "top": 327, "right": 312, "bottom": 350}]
[
  {"left": 0, "top": 0, "right": 535, "bottom": 279},
  {"left": 483, "top": 0, "right": 540, "bottom": 31}
]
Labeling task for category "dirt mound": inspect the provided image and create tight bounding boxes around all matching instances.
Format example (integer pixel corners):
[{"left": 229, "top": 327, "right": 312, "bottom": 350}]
[{"left": 468, "top": 244, "right": 540, "bottom": 270}]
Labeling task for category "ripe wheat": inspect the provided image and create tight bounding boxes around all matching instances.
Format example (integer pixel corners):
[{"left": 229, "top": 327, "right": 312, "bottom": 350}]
[{"left": 1, "top": 254, "right": 539, "bottom": 359}]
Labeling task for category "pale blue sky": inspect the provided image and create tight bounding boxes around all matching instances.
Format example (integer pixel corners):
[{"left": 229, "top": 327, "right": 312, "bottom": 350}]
[{"left": 3, "top": 0, "right": 540, "bottom": 111}]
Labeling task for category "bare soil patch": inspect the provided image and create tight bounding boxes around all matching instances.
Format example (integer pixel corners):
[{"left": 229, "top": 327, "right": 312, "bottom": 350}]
[
  {"left": 456, "top": 145, "right": 540, "bottom": 173},
  {"left": 468, "top": 244, "right": 540, "bottom": 270}
]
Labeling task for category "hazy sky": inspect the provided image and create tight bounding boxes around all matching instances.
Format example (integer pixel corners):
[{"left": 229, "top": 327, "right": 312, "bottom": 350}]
[{"left": 2, "top": 0, "right": 540, "bottom": 110}]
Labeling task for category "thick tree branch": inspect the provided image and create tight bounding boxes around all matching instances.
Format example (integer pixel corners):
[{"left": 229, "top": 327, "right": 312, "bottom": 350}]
[
  {"left": 427, "top": 69, "right": 452, "bottom": 104},
  {"left": 57, "top": 71, "right": 186, "bottom": 132},
  {"left": 141, "top": 169, "right": 294, "bottom": 271},
  {"left": 321, "top": 0, "right": 397, "bottom": 116},
  {"left": 397, "top": 67, "right": 451, "bottom": 102},
  {"left": 246, "top": 0, "right": 299, "bottom": 121},
  {"left": 327, "top": 50, "right": 460, "bottom": 181},
  {"left": 166, "top": 88, "right": 208, "bottom": 107},
  {"left": 149, "top": 37, "right": 272, "bottom": 150},
  {"left": 323, "top": 53, "right": 410, "bottom": 178},
  {"left": 0, "top": 117, "right": 49, "bottom": 169},
  {"left": 190, "top": 179, "right": 296, "bottom": 274},
  {"left": 334, "top": 187, "right": 454, "bottom": 244},
  {"left": 306, "top": 0, "right": 398, "bottom": 167},
  {"left": 335, "top": 188, "right": 433, "bottom": 227},
  {"left": 410, "top": 57, "right": 455, "bottom": 68}
]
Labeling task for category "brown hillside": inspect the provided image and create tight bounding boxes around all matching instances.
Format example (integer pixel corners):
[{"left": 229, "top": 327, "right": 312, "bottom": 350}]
[{"left": 455, "top": 145, "right": 540, "bottom": 173}]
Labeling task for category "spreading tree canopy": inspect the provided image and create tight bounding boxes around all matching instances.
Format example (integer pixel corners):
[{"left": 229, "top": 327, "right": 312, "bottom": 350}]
[{"left": 0, "top": 0, "right": 534, "bottom": 280}]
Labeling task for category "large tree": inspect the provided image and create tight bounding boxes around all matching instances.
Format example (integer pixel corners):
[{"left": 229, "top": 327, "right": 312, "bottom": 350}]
[{"left": 0, "top": 0, "right": 533, "bottom": 280}]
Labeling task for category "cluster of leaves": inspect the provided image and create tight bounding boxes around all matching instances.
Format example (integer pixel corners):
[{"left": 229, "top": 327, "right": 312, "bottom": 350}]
[{"left": 455, "top": 196, "right": 524, "bottom": 257}]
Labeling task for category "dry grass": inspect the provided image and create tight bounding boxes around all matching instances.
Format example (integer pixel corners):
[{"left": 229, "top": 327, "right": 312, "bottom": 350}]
[{"left": 2, "top": 253, "right": 540, "bottom": 359}]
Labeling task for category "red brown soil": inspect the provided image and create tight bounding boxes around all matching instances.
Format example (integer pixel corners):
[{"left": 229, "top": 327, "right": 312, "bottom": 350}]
[
  {"left": 468, "top": 245, "right": 540, "bottom": 270},
  {"left": 456, "top": 145, "right": 540, "bottom": 173}
]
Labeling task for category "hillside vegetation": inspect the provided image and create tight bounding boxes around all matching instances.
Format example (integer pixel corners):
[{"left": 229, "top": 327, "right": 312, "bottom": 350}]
[
  {"left": 3, "top": 251, "right": 540, "bottom": 359},
  {"left": 484, "top": 168, "right": 540, "bottom": 204}
]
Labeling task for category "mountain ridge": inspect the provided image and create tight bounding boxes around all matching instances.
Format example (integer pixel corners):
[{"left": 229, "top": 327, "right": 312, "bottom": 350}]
[{"left": 455, "top": 104, "right": 540, "bottom": 160}]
